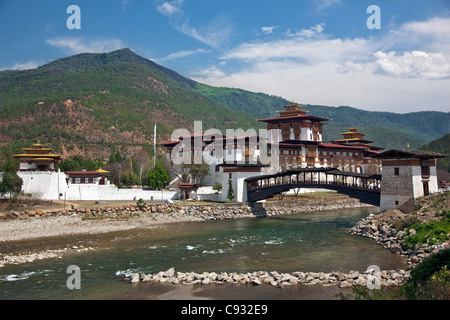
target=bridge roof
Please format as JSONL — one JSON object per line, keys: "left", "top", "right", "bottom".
{"left": 245, "top": 167, "right": 381, "bottom": 182}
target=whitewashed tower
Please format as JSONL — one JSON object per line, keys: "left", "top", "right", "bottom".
{"left": 375, "top": 150, "right": 446, "bottom": 213}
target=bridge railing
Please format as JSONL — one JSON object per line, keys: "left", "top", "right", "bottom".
{"left": 246, "top": 169, "right": 381, "bottom": 194}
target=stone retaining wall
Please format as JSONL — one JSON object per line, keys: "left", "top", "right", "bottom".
{"left": 0, "top": 196, "right": 371, "bottom": 221}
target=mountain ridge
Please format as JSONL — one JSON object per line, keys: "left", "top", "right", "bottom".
{"left": 0, "top": 48, "right": 448, "bottom": 160}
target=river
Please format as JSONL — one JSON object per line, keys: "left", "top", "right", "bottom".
{"left": 0, "top": 206, "right": 407, "bottom": 300}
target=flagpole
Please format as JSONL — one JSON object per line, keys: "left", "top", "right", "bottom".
{"left": 154, "top": 120, "right": 157, "bottom": 168}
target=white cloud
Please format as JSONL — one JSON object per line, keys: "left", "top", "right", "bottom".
{"left": 0, "top": 60, "right": 42, "bottom": 71}
{"left": 193, "top": 18, "right": 450, "bottom": 113}
{"left": 314, "top": 0, "right": 341, "bottom": 11}
{"left": 122, "top": 0, "right": 129, "bottom": 11}
{"left": 179, "top": 18, "right": 233, "bottom": 48}
{"left": 285, "top": 23, "right": 325, "bottom": 38}
{"left": 157, "top": 48, "right": 209, "bottom": 62}
{"left": 261, "top": 26, "right": 278, "bottom": 34}
{"left": 221, "top": 34, "right": 373, "bottom": 64}
{"left": 192, "top": 66, "right": 227, "bottom": 79}
{"left": 46, "top": 37, "right": 126, "bottom": 54}
{"left": 155, "top": 1, "right": 233, "bottom": 48}
{"left": 157, "top": 0, "right": 184, "bottom": 17}
{"left": 374, "top": 50, "right": 450, "bottom": 80}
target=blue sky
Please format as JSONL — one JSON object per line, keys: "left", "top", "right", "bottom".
{"left": 1, "top": 0, "right": 449, "bottom": 114}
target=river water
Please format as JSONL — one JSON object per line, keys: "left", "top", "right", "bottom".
{"left": 0, "top": 207, "right": 407, "bottom": 300}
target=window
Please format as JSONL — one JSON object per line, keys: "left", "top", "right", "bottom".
{"left": 395, "top": 201, "right": 399, "bottom": 205}
{"left": 421, "top": 165, "right": 430, "bottom": 178}
{"left": 394, "top": 168, "right": 400, "bottom": 176}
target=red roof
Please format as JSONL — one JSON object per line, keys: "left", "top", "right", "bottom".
{"left": 319, "top": 143, "right": 368, "bottom": 150}
{"left": 178, "top": 183, "right": 198, "bottom": 188}
{"left": 258, "top": 114, "right": 330, "bottom": 123}
{"left": 160, "top": 133, "right": 225, "bottom": 146}
{"left": 160, "top": 135, "right": 261, "bottom": 147}
{"left": 66, "top": 171, "right": 105, "bottom": 175}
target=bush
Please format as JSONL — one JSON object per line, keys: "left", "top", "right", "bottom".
{"left": 213, "top": 182, "right": 222, "bottom": 192}
{"left": 401, "top": 249, "right": 450, "bottom": 300}
{"left": 409, "top": 249, "right": 450, "bottom": 284}
{"left": 136, "top": 198, "right": 146, "bottom": 210}
{"left": 403, "top": 219, "right": 450, "bottom": 249}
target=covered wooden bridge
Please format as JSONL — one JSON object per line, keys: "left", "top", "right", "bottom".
{"left": 245, "top": 168, "right": 381, "bottom": 205}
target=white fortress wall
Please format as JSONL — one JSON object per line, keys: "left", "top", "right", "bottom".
{"left": 18, "top": 172, "right": 176, "bottom": 201}
{"left": 19, "top": 171, "right": 68, "bottom": 200}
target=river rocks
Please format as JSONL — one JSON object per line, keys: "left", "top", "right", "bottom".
{"left": 128, "top": 267, "right": 410, "bottom": 289}
{"left": 340, "top": 281, "right": 353, "bottom": 288}
{"left": 0, "top": 246, "right": 94, "bottom": 268}
{"left": 349, "top": 209, "right": 450, "bottom": 266}
{"left": 130, "top": 273, "right": 140, "bottom": 283}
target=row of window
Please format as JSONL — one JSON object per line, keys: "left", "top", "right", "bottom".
{"left": 280, "top": 151, "right": 361, "bottom": 156}
{"left": 178, "top": 149, "right": 362, "bottom": 157}
{"left": 71, "top": 177, "right": 99, "bottom": 184}
{"left": 394, "top": 166, "right": 430, "bottom": 178}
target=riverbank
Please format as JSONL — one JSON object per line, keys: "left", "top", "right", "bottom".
{"left": 349, "top": 193, "right": 450, "bottom": 267}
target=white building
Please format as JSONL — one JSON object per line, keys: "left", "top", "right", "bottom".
{"left": 375, "top": 150, "right": 446, "bottom": 212}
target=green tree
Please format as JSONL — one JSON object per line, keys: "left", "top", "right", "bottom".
{"left": 0, "top": 155, "right": 22, "bottom": 199}
{"left": 108, "top": 149, "right": 124, "bottom": 164}
{"left": 121, "top": 170, "right": 140, "bottom": 187}
{"left": 227, "top": 179, "right": 234, "bottom": 202}
{"left": 189, "top": 163, "right": 210, "bottom": 185}
{"left": 147, "top": 165, "right": 170, "bottom": 190}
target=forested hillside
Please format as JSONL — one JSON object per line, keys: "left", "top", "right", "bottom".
{"left": 0, "top": 49, "right": 260, "bottom": 160}
{"left": 420, "top": 134, "right": 450, "bottom": 173}
{"left": 0, "top": 48, "right": 447, "bottom": 161}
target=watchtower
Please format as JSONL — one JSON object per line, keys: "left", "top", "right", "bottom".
{"left": 375, "top": 150, "right": 446, "bottom": 213}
